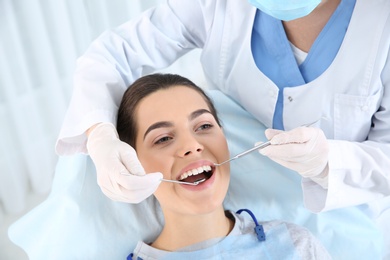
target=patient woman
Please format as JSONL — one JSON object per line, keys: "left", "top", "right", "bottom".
{"left": 117, "top": 73, "right": 330, "bottom": 259}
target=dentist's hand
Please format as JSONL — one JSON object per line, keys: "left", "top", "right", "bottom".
{"left": 87, "top": 123, "right": 163, "bottom": 203}
{"left": 259, "top": 127, "right": 329, "bottom": 188}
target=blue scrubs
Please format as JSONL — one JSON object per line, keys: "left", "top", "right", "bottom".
{"left": 251, "top": 0, "right": 356, "bottom": 129}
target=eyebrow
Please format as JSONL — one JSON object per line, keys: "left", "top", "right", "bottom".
{"left": 143, "top": 109, "right": 212, "bottom": 140}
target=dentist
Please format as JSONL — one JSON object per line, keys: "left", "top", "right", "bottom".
{"left": 57, "top": 0, "right": 390, "bottom": 226}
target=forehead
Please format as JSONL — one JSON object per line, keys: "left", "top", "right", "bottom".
{"left": 135, "top": 86, "right": 210, "bottom": 126}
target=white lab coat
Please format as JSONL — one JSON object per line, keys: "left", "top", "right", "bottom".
{"left": 57, "top": 0, "right": 390, "bottom": 215}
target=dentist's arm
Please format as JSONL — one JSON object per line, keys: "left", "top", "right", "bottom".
{"left": 87, "top": 123, "right": 162, "bottom": 203}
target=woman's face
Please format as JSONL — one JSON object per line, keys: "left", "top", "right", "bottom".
{"left": 135, "top": 86, "right": 230, "bottom": 215}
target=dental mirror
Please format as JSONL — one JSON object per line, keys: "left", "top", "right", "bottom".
{"left": 160, "top": 178, "right": 206, "bottom": 186}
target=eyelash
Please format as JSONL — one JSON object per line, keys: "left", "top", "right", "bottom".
{"left": 153, "top": 123, "right": 214, "bottom": 145}
{"left": 154, "top": 136, "right": 172, "bottom": 145}
{"left": 196, "top": 123, "right": 213, "bottom": 131}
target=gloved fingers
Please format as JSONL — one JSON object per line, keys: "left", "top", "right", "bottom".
{"left": 259, "top": 127, "right": 329, "bottom": 179}
{"left": 115, "top": 172, "right": 163, "bottom": 191}
{"left": 86, "top": 123, "right": 159, "bottom": 203}
{"left": 266, "top": 155, "right": 326, "bottom": 177}
{"left": 267, "top": 126, "right": 315, "bottom": 145}
{"left": 264, "top": 129, "right": 284, "bottom": 140}
{"left": 98, "top": 172, "right": 163, "bottom": 203}
{"left": 117, "top": 148, "right": 145, "bottom": 176}
{"left": 96, "top": 170, "right": 122, "bottom": 197}
{"left": 101, "top": 185, "right": 158, "bottom": 204}
{"left": 260, "top": 142, "right": 313, "bottom": 160}
{"left": 98, "top": 171, "right": 162, "bottom": 193}
{"left": 299, "top": 160, "right": 328, "bottom": 178}
{"left": 260, "top": 127, "right": 326, "bottom": 157}
{"left": 86, "top": 123, "right": 118, "bottom": 153}
{"left": 115, "top": 173, "right": 162, "bottom": 203}
{"left": 254, "top": 140, "right": 299, "bottom": 159}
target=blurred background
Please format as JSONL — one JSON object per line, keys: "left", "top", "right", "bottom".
{"left": 0, "top": 0, "right": 205, "bottom": 258}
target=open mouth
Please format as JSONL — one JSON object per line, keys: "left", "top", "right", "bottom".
{"left": 178, "top": 165, "right": 215, "bottom": 184}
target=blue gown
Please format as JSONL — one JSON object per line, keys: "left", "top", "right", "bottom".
{"left": 128, "top": 210, "right": 330, "bottom": 260}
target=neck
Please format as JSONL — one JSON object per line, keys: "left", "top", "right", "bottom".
{"left": 151, "top": 207, "right": 234, "bottom": 251}
{"left": 282, "top": 0, "right": 341, "bottom": 52}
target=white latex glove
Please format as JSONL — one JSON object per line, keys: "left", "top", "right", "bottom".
{"left": 258, "top": 127, "right": 329, "bottom": 188}
{"left": 87, "top": 123, "right": 163, "bottom": 203}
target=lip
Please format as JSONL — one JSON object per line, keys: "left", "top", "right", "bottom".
{"left": 175, "top": 160, "right": 215, "bottom": 180}
{"left": 175, "top": 160, "right": 217, "bottom": 190}
{"left": 180, "top": 169, "right": 217, "bottom": 191}
{"left": 176, "top": 160, "right": 215, "bottom": 181}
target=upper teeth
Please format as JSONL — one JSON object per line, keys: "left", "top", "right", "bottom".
{"left": 179, "top": 165, "right": 212, "bottom": 180}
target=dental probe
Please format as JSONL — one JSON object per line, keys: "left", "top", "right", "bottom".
{"left": 160, "top": 178, "right": 206, "bottom": 186}
{"left": 213, "top": 141, "right": 271, "bottom": 166}
{"left": 214, "top": 117, "right": 325, "bottom": 167}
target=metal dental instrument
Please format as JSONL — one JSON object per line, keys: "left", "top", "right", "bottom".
{"left": 160, "top": 178, "right": 207, "bottom": 186}
{"left": 213, "top": 141, "right": 271, "bottom": 167}
{"left": 214, "top": 117, "right": 325, "bottom": 167}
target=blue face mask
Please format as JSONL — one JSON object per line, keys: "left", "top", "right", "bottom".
{"left": 247, "top": 0, "right": 322, "bottom": 21}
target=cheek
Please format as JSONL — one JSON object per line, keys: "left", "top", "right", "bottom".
{"left": 216, "top": 136, "right": 230, "bottom": 177}
{"left": 217, "top": 136, "right": 230, "bottom": 159}
{"left": 138, "top": 150, "right": 172, "bottom": 178}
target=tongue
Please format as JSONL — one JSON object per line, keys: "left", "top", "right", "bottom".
{"left": 181, "top": 173, "right": 206, "bottom": 183}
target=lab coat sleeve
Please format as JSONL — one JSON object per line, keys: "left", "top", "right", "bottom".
{"left": 303, "top": 140, "right": 390, "bottom": 213}
{"left": 303, "top": 48, "right": 390, "bottom": 212}
{"left": 55, "top": 0, "right": 216, "bottom": 155}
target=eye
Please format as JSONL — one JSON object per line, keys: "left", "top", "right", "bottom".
{"left": 196, "top": 123, "right": 213, "bottom": 132}
{"left": 154, "top": 136, "right": 172, "bottom": 145}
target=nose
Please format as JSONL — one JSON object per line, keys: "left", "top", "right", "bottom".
{"left": 177, "top": 134, "right": 204, "bottom": 157}
{"left": 183, "top": 147, "right": 203, "bottom": 156}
